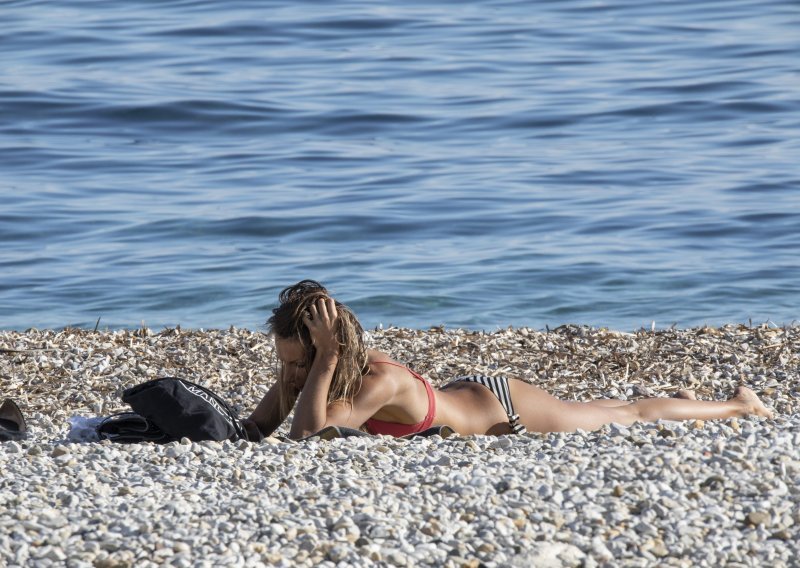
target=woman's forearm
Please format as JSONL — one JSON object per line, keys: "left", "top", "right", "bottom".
{"left": 289, "top": 351, "right": 339, "bottom": 439}
{"left": 247, "top": 381, "right": 288, "bottom": 437}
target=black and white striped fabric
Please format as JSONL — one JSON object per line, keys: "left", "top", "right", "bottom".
{"left": 452, "top": 375, "right": 527, "bottom": 434}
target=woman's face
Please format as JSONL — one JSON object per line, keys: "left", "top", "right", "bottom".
{"left": 275, "top": 337, "right": 309, "bottom": 390}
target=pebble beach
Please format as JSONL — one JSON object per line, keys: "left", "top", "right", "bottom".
{"left": 1, "top": 324, "right": 798, "bottom": 567}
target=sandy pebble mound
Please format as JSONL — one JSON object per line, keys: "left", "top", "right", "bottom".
{"left": 1, "top": 324, "right": 799, "bottom": 566}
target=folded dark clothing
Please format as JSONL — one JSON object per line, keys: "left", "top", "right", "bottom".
{"left": 96, "top": 412, "right": 174, "bottom": 444}
{"left": 0, "top": 398, "right": 27, "bottom": 442}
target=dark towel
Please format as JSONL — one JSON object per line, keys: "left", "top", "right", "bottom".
{"left": 303, "top": 424, "right": 456, "bottom": 441}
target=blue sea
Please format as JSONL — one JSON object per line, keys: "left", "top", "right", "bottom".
{"left": 1, "top": 0, "right": 798, "bottom": 332}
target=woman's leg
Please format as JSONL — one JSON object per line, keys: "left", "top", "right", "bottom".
{"left": 628, "top": 386, "right": 772, "bottom": 422}
{"left": 583, "top": 399, "right": 634, "bottom": 408}
{"left": 584, "top": 389, "right": 696, "bottom": 408}
{"left": 508, "top": 381, "right": 633, "bottom": 432}
{"left": 510, "top": 381, "right": 773, "bottom": 433}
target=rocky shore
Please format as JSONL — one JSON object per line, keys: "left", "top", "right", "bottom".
{"left": 1, "top": 324, "right": 798, "bottom": 566}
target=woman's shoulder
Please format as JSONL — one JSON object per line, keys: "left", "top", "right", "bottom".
{"left": 353, "top": 351, "right": 403, "bottom": 404}
{"left": 366, "top": 349, "right": 398, "bottom": 366}
{"left": 363, "top": 351, "right": 407, "bottom": 387}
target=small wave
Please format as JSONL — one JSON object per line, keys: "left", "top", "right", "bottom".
{"left": 726, "top": 181, "right": 798, "bottom": 194}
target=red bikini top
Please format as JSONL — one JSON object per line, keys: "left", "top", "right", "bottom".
{"left": 363, "top": 361, "right": 436, "bottom": 437}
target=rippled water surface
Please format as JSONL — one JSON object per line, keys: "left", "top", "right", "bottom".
{"left": 2, "top": 0, "right": 799, "bottom": 331}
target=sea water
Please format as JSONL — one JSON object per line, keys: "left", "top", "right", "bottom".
{"left": 1, "top": 0, "right": 798, "bottom": 331}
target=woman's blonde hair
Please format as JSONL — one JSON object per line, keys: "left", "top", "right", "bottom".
{"left": 267, "top": 280, "right": 368, "bottom": 418}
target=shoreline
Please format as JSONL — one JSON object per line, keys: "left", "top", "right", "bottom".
{"left": 1, "top": 325, "right": 798, "bottom": 566}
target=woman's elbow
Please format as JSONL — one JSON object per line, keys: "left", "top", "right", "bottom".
{"left": 288, "top": 422, "right": 318, "bottom": 440}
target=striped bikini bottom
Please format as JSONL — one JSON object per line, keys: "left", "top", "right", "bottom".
{"left": 445, "top": 375, "right": 527, "bottom": 434}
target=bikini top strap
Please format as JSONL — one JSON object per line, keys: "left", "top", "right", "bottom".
{"left": 370, "top": 361, "right": 428, "bottom": 383}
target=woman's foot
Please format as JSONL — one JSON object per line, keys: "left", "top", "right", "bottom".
{"left": 733, "top": 386, "right": 774, "bottom": 419}
{"left": 673, "top": 389, "right": 697, "bottom": 400}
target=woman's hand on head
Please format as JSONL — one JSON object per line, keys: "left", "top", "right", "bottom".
{"left": 302, "top": 297, "right": 340, "bottom": 357}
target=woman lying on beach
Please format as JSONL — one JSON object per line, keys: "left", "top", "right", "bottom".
{"left": 244, "top": 280, "right": 774, "bottom": 440}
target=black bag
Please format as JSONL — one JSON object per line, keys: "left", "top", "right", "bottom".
{"left": 122, "top": 377, "right": 246, "bottom": 442}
